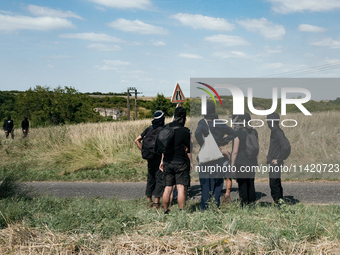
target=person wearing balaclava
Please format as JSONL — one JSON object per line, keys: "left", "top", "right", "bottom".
{"left": 22, "top": 116, "right": 29, "bottom": 138}
{"left": 266, "top": 112, "right": 291, "bottom": 205}
{"left": 3, "top": 115, "right": 14, "bottom": 139}
{"left": 134, "top": 110, "right": 165, "bottom": 209}
{"left": 195, "top": 101, "right": 237, "bottom": 211}
{"left": 160, "top": 106, "right": 192, "bottom": 214}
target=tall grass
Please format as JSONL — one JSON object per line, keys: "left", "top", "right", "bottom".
{"left": 191, "top": 111, "right": 340, "bottom": 179}
{"left": 1, "top": 112, "right": 339, "bottom": 181}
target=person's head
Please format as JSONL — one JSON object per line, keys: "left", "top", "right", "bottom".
{"left": 207, "top": 101, "right": 215, "bottom": 114}
{"left": 230, "top": 113, "right": 251, "bottom": 129}
{"left": 204, "top": 101, "right": 219, "bottom": 119}
{"left": 24, "top": 115, "right": 28, "bottom": 120}
{"left": 7, "top": 116, "right": 11, "bottom": 120}
{"left": 151, "top": 110, "right": 165, "bottom": 128}
{"left": 267, "top": 112, "right": 280, "bottom": 129}
{"left": 174, "top": 106, "right": 186, "bottom": 126}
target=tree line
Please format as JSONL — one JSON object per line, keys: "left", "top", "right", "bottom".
{"left": 0, "top": 86, "right": 190, "bottom": 128}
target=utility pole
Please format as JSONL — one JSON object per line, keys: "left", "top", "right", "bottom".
{"left": 126, "top": 87, "right": 142, "bottom": 121}
{"left": 135, "top": 88, "right": 138, "bottom": 120}
{"left": 127, "top": 88, "right": 130, "bottom": 121}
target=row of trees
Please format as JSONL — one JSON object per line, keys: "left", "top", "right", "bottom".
{"left": 0, "top": 87, "right": 190, "bottom": 128}
{"left": 1, "top": 86, "right": 102, "bottom": 127}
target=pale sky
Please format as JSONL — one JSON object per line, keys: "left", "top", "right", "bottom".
{"left": 1, "top": 0, "right": 340, "bottom": 97}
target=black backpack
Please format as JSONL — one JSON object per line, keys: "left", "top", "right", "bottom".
{"left": 156, "top": 125, "right": 180, "bottom": 154}
{"left": 141, "top": 127, "right": 162, "bottom": 160}
{"left": 241, "top": 128, "right": 259, "bottom": 159}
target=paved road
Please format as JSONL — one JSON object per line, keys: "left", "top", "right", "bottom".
{"left": 26, "top": 181, "right": 340, "bottom": 205}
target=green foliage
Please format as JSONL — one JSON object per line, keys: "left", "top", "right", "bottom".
{"left": 15, "top": 86, "right": 101, "bottom": 127}
{"left": 150, "top": 93, "right": 176, "bottom": 117}
{"left": 0, "top": 91, "right": 16, "bottom": 122}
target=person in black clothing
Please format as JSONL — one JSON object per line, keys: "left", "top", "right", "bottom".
{"left": 134, "top": 110, "right": 165, "bottom": 209}
{"left": 230, "top": 113, "right": 258, "bottom": 207}
{"left": 22, "top": 116, "right": 29, "bottom": 138}
{"left": 3, "top": 116, "right": 14, "bottom": 139}
{"left": 160, "top": 107, "right": 192, "bottom": 213}
{"left": 195, "top": 102, "right": 237, "bottom": 211}
{"left": 266, "top": 112, "right": 291, "bottom": 204}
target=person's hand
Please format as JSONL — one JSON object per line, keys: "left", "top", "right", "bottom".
{"left": 159, "top": 161, "right": 164, "bottom": 172}
{"left": 272, "top": 159, "right": 278, "bottom": 165}
{"left": 190, "top": 162, "right": 193, "bottom": 172}
{"left": 184, "top": 146, "right": 189, "bottom": 153}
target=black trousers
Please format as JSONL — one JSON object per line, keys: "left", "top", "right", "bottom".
{"left": 5, "top": 130, "right": 14, "bottom": 139}
{"left": 235, "top": 164, "right": 256, "bottom": 207}
{"left": 145, "top": 158, "right": 164, "bottom": 198}
{"left": 269, "top": 164, "right": 283, "bottom": 203}
{"left": 237, "top": 178, "right": 256, "bottom": 206}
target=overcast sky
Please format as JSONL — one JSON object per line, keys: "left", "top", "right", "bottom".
{"left": 1, "top": 0, "right": 340, "bottom": 97}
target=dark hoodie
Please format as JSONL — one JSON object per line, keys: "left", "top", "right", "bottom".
{"left": 163, "top": 107, "right": 192, "bottom": 164}
{"left": 266, "top": 112, "right": 291, "bottom": 165}
{"left": 22, "top": 116, "right": 29, "bottom": 131}
{"left": 3, "top": 116, "right": 14, "bottom": 131}
{"left": 195, "top": 101, "right": 237, "bottom": 148}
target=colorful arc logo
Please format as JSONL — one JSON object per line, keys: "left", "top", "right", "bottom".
{"left": 196, "top": 82, "right": 222, "bottom": 106}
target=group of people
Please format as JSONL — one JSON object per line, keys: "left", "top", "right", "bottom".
{"left": 135, "top": 103, "right": 291, "bottom": 214}
{"left": 3, "top": 115, "right": 29, "bottom": 139}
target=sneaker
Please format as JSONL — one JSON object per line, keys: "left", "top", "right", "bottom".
{"left": 164, "top": 209, "right": 170, "bottom": 214}
{"left": 222, "top": 195, "right": 231, "bottom": 203}
{"left": 147, "top": 202, "right": 153, "bottom": 208}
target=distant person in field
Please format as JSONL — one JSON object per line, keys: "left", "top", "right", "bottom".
{"left": 266, "top": 112, "right": 291, "bottom": 205}
{"left": 134, "top": 110, "right": 165, "bottom": 209}
{"left": 22, "top": 116, "right": 29, "bottom": 138}
{"left": 195, "top": 102, "right": 237, "bottom": 211}
{"left": 3, "top": 116, "right": 14, "bottom": 139}
{"left": 230, "top": 113, "right": 258, "bottom": 207}
{"left": 160, "top": 107, "right": 192, "bottom": 214}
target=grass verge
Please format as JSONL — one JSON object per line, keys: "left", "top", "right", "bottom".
{"left": 1, "top": 196, "right": 340, "bottom": 253}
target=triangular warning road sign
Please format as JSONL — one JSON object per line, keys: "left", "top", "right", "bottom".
{"left": 171, "top": 83, "right": 186, "bottom": 103}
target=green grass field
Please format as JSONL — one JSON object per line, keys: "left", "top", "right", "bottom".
{"left": 1, "top": 195, "right": 340, "bottom": 254}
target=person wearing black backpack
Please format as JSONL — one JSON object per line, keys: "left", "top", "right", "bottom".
{"left": 230, "top": 113, "right": 258, "bottom": 207}
{"left": 266, "top": 112, "right": 291, "bottom": 205}
{"left": 159, "top": 107, "right": 192, "bottom": 214}
{"left": 134, "top": 110, "right": 165, "bottom": 209}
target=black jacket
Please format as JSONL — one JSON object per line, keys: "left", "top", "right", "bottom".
{"left": 3, "top": 119, "right": 14, "bottom": 131}
{"left": 234, "top": 127, "right": 258, "bottom": 166}
{"left": 195, "top": 119, "right": 237, "bottom": 148}
{"left": 163, "top": 121, "right": 192, "bottom": 164}
{"left": 267, "top": 124, "right": 291, "bottom": 165}
{"left": 22, "top": 119, "right": 29, "bottom": 130}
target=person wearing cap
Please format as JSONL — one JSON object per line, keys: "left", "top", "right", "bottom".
{"left": 22, "top": 116, "right": 29, "bottom": 138}
{"left": 3, "top": 116, "right": 14, "bottom": 139}
{"left": 160, "top": 106, "right": 192, "bottom": 214}
{"left": 134, "top": 110, "right": 165, "bottom": 209}
{"left": 230, "top": 113, "right": 258, "bottom": 207}
{"left": 195, "top": 102, "right": 237, "bottom": 211}
{"left": 266, "top": 112, "right": 291, "bottom": 205}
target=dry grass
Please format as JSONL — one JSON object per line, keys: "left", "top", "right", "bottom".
{"left": 190, "top": 111, "right": 340, "bottom": 179}
{"left": 1, "top": 222, "right": 339, "bottom": 254}
{"left": 0, "top": 112, "right": 339, "bottom": 179}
